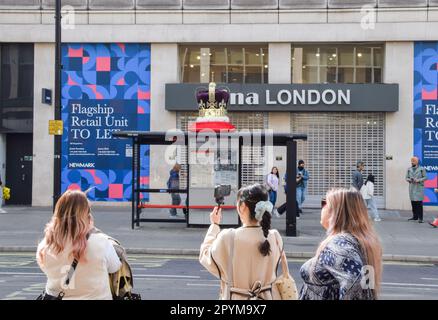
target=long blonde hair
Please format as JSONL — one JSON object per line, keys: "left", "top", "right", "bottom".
{"left": 39, "top": 190, "right": 92, "bottom": 263}
{"left": 316, "top": 188, "right": 382, "bottom": 294}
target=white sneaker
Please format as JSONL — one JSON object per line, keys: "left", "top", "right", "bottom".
{"left": 273, "top": 209, "right": 281, "bottom": 218}
{"left": 374, "top": 218, "right": 382, "bottom": 222}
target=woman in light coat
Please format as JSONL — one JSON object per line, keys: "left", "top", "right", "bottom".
{"left": 406, "top": 157, "right": 427, "bottom": 223}
{"left": 199, "top": 183, "right": 287, "bottom": 300}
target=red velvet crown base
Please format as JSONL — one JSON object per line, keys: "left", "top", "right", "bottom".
{"left": 188, "top": 121, "right": 236, "bottom": 132}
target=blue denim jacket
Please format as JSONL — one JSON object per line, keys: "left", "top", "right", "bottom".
{"left": 167, "top": 169, "right": 180, "bottom": 189}
{"left": 283, "top": 168, "right": 310, "bottom": 193}
{"left": 297, "top": 168, "right": 309, "bottom": 189}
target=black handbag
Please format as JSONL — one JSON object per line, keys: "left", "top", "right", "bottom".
{"left": 36, "top": 257, "right": 79, "bottom": 300}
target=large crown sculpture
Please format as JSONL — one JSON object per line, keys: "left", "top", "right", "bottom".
{"left": 189, "top": 82, "right": 236, "bottom": 132}
{"left": 197, "top": 82, "right": 229, "bottom": 118}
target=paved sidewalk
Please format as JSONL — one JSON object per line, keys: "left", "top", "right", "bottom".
{"left": 0, "top": 206, "right": 437, "bottom": 262}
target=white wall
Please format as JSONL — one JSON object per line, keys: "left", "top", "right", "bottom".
{"left": 267, "top": 43, "right": 292, "bottom": 206}
{"left": 149, "top": 44, "right": 179, "bottom": 205}
{"left": 32, "top": 43, "right": 54, "bottom": 206}
{"left": 384, "top": 42, "right": 413, "bottom": 210}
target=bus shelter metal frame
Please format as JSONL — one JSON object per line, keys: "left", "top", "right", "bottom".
{"left": 113, "top": 131, "right": 307, "bottom": 237}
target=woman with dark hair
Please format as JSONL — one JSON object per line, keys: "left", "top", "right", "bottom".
{"left": 199, "top": 183, "right": 289, "bottom": 300}
{"left": 361, "top": 174, "right": 381, "bottom": 222}
{"left": 266, "top": 167, "right": 280, "bottom": 215}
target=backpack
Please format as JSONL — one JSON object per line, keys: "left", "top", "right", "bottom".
{"left": 92, "top": 229, "right": 141, "bottom": 300}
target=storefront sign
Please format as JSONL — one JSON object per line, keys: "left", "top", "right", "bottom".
{"left": 414, "top": 42, "right": 438, "bottom": 205}
{"left": 165, "top": 83, "right": 399, "bottom": 112}
{"left": 61, "top": 43, "right": 150, "bottom": 202}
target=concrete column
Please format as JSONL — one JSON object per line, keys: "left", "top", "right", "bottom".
{"left": 267, "top": 43, "right": 292, "bottom": 206}
{"left": 384, "top": 42, "right": 413, "bottom": 210}
{"left": 32, "top": 43, "right": 55, "bottom": 206}
{"left": 149, "top": 43, "right": 179, "bottom": 205}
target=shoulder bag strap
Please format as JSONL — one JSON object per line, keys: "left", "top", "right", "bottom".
{"left": 226, "top": 229, "right": 235, "bottom": 300}
{"left": 58, "top": 231, "right": 92, "bottom": 297}
{"left": 274, "top": 232, "right": 289, "bottom": 278}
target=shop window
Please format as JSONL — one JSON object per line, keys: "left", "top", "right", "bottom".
{"left": 291, "top": 43, "right": 384, "bottom": 84}
{"left": 179, "top": 45, "right": 268, "bottom": 84}
{"left": 0, "top": 44, "right": 34, "bottom": 133}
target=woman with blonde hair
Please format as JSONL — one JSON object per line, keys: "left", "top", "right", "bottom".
{"left": 299, "top": 188, "right": 382, "bottom": 300}
{"left": 199, "top": 183, "right": 290, "bottom": 300}
{"left": 37, "top": 190, "right": 121, "bottom": 300}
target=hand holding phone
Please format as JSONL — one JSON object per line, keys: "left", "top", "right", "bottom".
{"left": 210, "top": 206, "right": 222, "bottom": 225}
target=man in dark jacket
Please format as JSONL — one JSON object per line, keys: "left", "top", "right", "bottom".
{"left": 352, "top": 161, "right": 365, "bottom": 191}
{"left": 167, "top": 163, "right": 181, "bottom": 217}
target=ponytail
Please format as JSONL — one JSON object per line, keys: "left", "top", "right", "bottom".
{"left": 237, "top": 183, "right": 273, "bottom": 257}
{"left": 258, "top": 211, "right": 271, "bottom": 256}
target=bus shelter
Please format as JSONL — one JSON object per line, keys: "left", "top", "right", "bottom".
{"left": 113, "top": 130, "right": 307, "bottom": 237}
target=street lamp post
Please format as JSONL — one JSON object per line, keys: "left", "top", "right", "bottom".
{"left": 53, "top": 0, "right": 62, "bottom": 210}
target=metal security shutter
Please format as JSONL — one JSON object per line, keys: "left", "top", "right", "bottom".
{"left": 291, "top": 112, "right": 385, "bottom": 208}
{"left": 176, "top": 112, "right": 268, "bottom": 188}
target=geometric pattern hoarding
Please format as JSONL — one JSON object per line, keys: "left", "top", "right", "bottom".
{"left": 61, "top": 43, "right": 150, "bottom": 201}
{"left": 414, "top": 41, "right": 438, "bottom": 205}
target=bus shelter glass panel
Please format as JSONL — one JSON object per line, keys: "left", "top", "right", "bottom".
{"left": 188, "top": 134, "right": 239, "bottom": 226}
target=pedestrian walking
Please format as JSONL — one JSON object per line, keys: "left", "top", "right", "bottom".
{"left": 352, "top": 161, "right": 365, "bottom": 191}
{"left": 199, "top": 183, "right": 294, "bottom": 300}
{"left": 36, "top": 190, "right": 121, "bottom": 300}
{"left": 361, "top": 174, "right": 381, "bottom": 222}
{"left": 406, "top": 157, "right": 427, "bottom": 223}
{"left": 296, "top": 160, "right": 309, "bottom": 214}
{"left": 299, "top": 188, "right": 382, "bottom": 300}
{"left": 275, "top": 173, "right": 300, "bottom": 219}
{"left": 266, "top": 167, "right": 279, "bottom": 215}
{"left": 167, "top": 163, "right": 182, "bottom": 217}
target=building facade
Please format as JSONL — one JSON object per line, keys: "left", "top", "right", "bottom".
{"left": 1, "top": 0, "right": 437, "bottom": 210}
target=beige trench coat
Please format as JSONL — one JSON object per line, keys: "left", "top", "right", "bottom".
{"left": 199, "top": 224, "right": 284, "bottom": 300}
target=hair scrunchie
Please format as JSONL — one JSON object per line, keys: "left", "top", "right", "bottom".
{"left": 254, "top": 201, "right": 273, "bottom": 221}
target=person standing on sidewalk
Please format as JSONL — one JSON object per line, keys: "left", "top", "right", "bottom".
{"left": 299, "top": 188, "right": 382, "bottom": 300}
{"left": 296, "top": 160, "right": 309, "bottom": 214}
{"left": 199, "top": 184, "right": 292, "bottom": 300}
{"left": 36, "top": 190, "right": 121, "bottom": 300}
{"left": 406, "top": 157, "right": 427, "bottom": 223}
{"left": 352, "top": 161, "right": 365, "bottom": 191}
{"left": 361, "top": 174, "right": 382, "bottom": 222}
{"left": 0, "top": 174, "right": 4, "bottom": 213}
{"left": 266, "top": 167, "right": 280, "bottom": 216}
{"left": 167, "top": 163, "right": 182, "bottom": 217}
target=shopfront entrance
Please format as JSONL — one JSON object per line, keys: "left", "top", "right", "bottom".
{"left": 5, "top": 134, "right": 33, "bottom": 205}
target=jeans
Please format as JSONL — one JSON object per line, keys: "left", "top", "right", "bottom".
{"left": 269, "top": 190, "right": 277, "bottom": 208}
{"left": 296, "top": 187, "right": 306, "bottom": 210}
{"left": 169, "top": 193, "right": 181, "bottom": 216}
{"left": 365, "top": 198, "right": 380, "bottom": 220}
